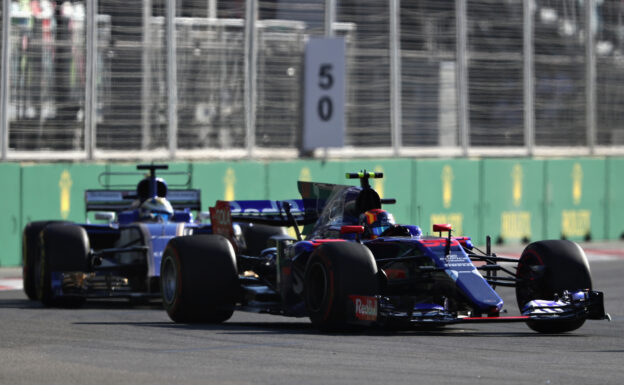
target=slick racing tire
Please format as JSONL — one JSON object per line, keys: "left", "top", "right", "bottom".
{"left": 303, "top": 242, "right": 379, "bottom": 331}
{"left": 22, "top": 221, "right": 68, "bottom": 301}
{"left": 516, "top": 240, "right": 592, "bottom": 333}
{"left": 240, "top": 223, "right": 287, "bottom": 256}
{"left": 37, "top": 224, "right": 89, "bottom": 307}
{"left": 161, "top": 235, "right": 239, "bottom": 323}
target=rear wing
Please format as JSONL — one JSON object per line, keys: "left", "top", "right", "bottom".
{"left": 221, "top": 199, "right": 318, "bottom": 226}
{"left": 85, "top": 189, "right": 201, "bottom": 212}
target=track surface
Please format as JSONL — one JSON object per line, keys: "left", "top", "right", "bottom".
{"left": 1, "top": 257, "right": 623, "bottom": 385}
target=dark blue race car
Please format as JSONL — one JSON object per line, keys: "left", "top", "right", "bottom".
{"left": 160, "top": 171, "right": 609, "bottom": 333}
{"left": 22, "top": 164, "right": 212, "bottom": 306}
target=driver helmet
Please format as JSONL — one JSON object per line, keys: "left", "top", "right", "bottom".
{"left": 139, "top": 197, "right": 174, "bottom": 222}
{"left": 360, "top": 209, "right": 395, "bottom": 239}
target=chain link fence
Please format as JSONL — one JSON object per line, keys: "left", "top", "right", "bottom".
{"left": 1, "top": 0, "right": 624, "bottom": 160}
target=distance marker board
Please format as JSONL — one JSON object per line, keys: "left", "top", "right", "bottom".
{"left": 303, "top": 37, "right": 346, "bottom": 151}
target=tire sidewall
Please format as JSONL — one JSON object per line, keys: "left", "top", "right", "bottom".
{"left": 22, "top": 221, "right": 68, "bottom": 301}
{"left": 516, "top": 240, "right": 592, "bottom": 306}
{"left": 161, "top": 244, "right": 184, "bottom": 317}
{"left": 304, "top": 251, "right": 336, "bottom": 325}
{"left": 161, "top": 234, "right": 239, "bottom": 323}
{"left": 304, "top": 242, "right": 379, "bottom": 329}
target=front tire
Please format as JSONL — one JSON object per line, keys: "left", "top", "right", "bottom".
{"left": 304, "top": 242, "right": 379, "bottom": 331}
{"left": 516, "top": 240, "right": 592, "bottom": 333}
{"left": 37, "top": 224, "right": 89, "bottom": 307}
{"left": 22, "top": 221, "right": 67, "bottom": 300}
{"left": 161, "top": 235, "right": 239, "bottom": 323}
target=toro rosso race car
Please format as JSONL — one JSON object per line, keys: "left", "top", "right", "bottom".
{"left": 21, "top": 164, "right": 281, "bottom": 307}
{"left": 160, "top": 171, "right": 609, "bottom": 333}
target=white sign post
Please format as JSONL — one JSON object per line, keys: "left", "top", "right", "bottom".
{"left": 302, "top": 37, "right": 345, "bottom": 151}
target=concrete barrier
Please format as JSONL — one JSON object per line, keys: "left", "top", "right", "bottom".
{"left": 1, "top": 157, "right": 621, "bottom": 267}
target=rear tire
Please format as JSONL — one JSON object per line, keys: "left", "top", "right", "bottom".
{"left": 22, "top": 221, "right": 67, "bottom": 301}
{"left": 516, "top": 240, "right": 592, "bottom": 333}
{"left": 161, "top": 235, "right": 239, "bottom": 323}
{"left": 304, "top": 242, "right": 379, "bottom": 331}
{"left": 37, "top": 224, "right": 89, "bottom": 307}
{"left": 240, "top": 224, "right": 286, "bottom": 256}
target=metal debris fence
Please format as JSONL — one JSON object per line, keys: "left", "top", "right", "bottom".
{"left": 1, "top": 0, "right": 624, "bottom": 160}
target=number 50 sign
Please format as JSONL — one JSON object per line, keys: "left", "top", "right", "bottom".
{"left": 303, "top": 37, "right": 345, "bottom": 151}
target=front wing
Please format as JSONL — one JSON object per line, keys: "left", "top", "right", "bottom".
{"left": 49, "top": 271, "right": 160, "bottom": 300}
{"left": 347, "top": 290, "right": 609, "bottom": 327}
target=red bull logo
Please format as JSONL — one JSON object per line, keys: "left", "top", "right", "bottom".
{"left": 350, "top": 295, "right": 378, "bottom": 321}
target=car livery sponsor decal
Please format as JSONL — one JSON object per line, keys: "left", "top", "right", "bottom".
{"left": 444, "top": 253, "right": 473, "bottom": 268}
{"left": 228, "top": 199, "right": 305, "bottom": 216}
{"left": 349, "top": 295, "right": 378, "bottom": 321}
{"left": 420, "top": 239, "right": 460, "bottom": 248}
{"left": 210, "top": 201, "right": 235, "bottom": 239}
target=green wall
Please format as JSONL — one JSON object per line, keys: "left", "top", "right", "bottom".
{"left": 413, "top": 159, "right": 481, "bottom": 240}
{"left": 22, "top": 164, "right": 107, "bottom": 224}
{"left": 1, "top": 157, "right": 622, "bottom": 267}
{"left": 266, "top": 160, "right": 344, "bottom": 200}
{"left": 192, "top": 162, "right": 268, "bottom": 205}
{"left": 607, "top": 158, "right": 624, "bottom": 239}
{"left": 482, "top": 159, "right": 545, "bottom": 244}
{"left": 544, "top": 159, "right": 606, "bottom": 241}
{"left": 0, "top": 164, "right": 21, "bottom": 266}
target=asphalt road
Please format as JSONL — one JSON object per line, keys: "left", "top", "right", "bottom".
{"left": 0, "top": 257, "right": 623, "bottom": 385}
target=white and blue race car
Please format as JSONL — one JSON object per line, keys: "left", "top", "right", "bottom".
{"left": 22, "top": 164, "right": 283, "bottom": 307}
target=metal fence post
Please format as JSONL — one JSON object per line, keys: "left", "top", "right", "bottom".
{"left": 208, "top": 0, "right": 217, "bottom": 19}
{"left": 85, "top": 0, "right": 98, "bottom": 160}
{"left": 586, "top": 0, "right": 596, "bottom": 154}
{"left": 142, "top": 0, "right": 152, "bottom": 151}
{"left": 325, "top": 0, "right": 335, "bottom": 37}
{"left": 1, "top": 0, "right": 10, "bottom": 160}
{"left": 455, "top": 0, "right": 469, "bottom": 156}
{"left": 167, "top": 0, "right": 178, "bottom": 158}
{"left": 390, "top": 0, "right": 402, "bottom": 156}
{"left": 523, "top": 0, "right": 535, "bottom": 156}
{"left": 245, "top": 0, "right": 258, "bottom": 158}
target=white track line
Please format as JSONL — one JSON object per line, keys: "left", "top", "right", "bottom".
{"left": 0, "top": 278, "right": 22, "bottom": 291}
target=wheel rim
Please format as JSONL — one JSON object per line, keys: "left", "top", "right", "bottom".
{"left": 306, "top": 262, "right": 329, "bottom": 313}
{"left": 161, "top": 256, "right": 178, "bottom": 305}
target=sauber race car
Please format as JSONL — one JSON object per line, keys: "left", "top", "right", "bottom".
{"left": 160, "top": 171, "right": 609, "bottom": 333}
{"left": 22, "top": 164, "right": 283, "bottom": 307}
{"left": 21, "top": 164, "right": 205, "bottom": 306}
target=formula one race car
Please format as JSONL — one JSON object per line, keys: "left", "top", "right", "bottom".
{"left": 160, "top": 171, "right": 609, "bottom": 333}
{"left": 21, "top": 164, "right": 204, "bottom": 306}
{"left": 22, "top": 164, "right": 284, "bottom": 307}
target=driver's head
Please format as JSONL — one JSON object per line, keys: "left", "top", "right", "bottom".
{"left": 360, "top": 209, "right": 395, "bottom": 239}
{"left": 139, "top": 197, "right": 174, "bottom": 222}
